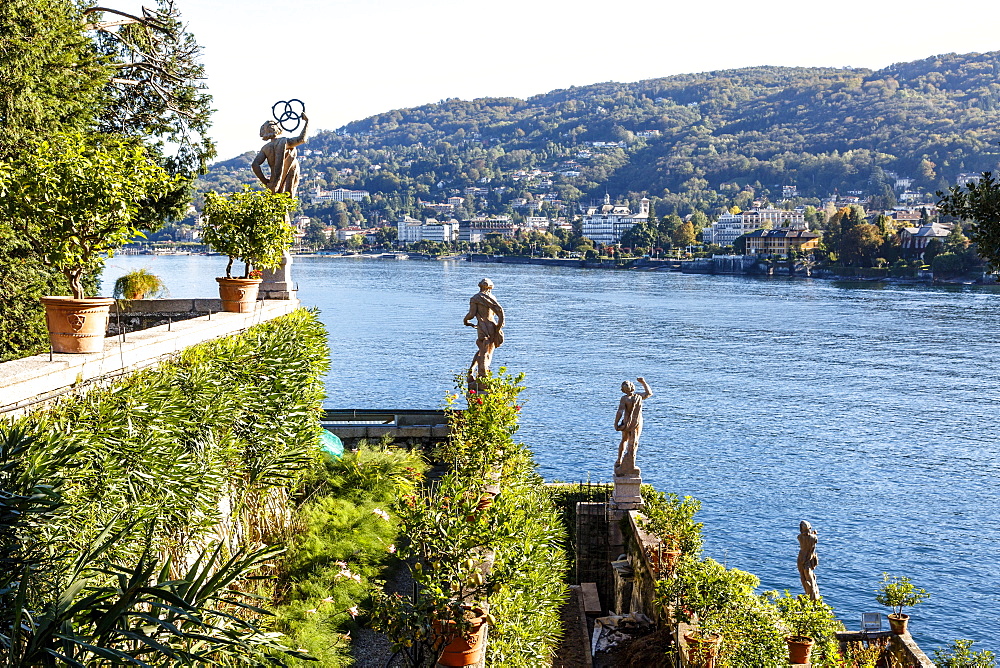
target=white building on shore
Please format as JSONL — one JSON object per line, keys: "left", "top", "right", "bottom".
{"left": 310, "top": 187, "right": 370, "bottom": 204}
{"left": 397, "top": 215, "right": 458, "bottom": 244}
{"left": 701, "top": 208, "right": 807, "bottom": 246}
{"left": 581, "top": 195, "right": 650, "bottom": 245}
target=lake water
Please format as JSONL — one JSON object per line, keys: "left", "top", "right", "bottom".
{"left": 103, "top": 254, "right": 1000, "bottom": 655}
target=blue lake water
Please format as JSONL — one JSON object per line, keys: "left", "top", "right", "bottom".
{"left": 103, "top": 254, "right": 1000, "bottom": 655}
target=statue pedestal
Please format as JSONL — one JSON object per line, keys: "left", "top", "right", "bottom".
{"left": 611, "top": 470, "right": 643, "bottom": 510}
{"left": 260, "top": 251, "right": 296, "bottom": 300}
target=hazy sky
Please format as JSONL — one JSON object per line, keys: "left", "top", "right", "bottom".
{"left": 117, "top": 0, "right": 1000, "bottom": 161}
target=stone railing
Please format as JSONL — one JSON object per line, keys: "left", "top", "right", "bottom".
{"left": 617, "top": 511, "right": 935, "bottom": 667}
{"left": 0, "top": 299, "right": 300, "bottom": 417}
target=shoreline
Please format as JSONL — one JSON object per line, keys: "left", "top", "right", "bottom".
{"left": 292, "top": 251, "right": 995, "bottom": 288}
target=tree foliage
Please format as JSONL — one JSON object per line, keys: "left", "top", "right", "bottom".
{"left": 0, "top": 131, "right": 174, "bottom": 299}
{"left": 0, "top": 0, "right": 111, "bottom": 161}
{"left": 202, "top": 187, "right": 297, "bottom": 278}
{"left": 938, "top": 171, "right": 1000, "bottom": 269}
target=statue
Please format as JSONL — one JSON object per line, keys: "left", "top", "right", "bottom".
{"left": 249, "top": 109, "right": 308, "bottom": 299}
{"left": 614, "top": 377, "right": 653, "bottom": 475}
{"left": 797, "top": 521, "right": 820, "bottom": 600}
{"left": 251, "top": 113, "right": 309, "bottom": 196}
{"left": 463, "top": 278, "right": 505, "bottom": 385}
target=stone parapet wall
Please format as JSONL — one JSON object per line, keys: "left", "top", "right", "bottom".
{"left": 0, "top": 300, "right": 300, "bottom": 416}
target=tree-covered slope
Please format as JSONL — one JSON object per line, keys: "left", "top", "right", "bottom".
{"left": 198, "top": 51, "right": 1000, "bottom": 222}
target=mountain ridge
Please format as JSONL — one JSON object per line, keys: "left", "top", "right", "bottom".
{"left": 197, "top": 50, "right": 1000, "bottom": 225}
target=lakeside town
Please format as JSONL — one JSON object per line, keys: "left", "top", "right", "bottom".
{"left": 145, "top": 173, "right": 985, "bottom": 283}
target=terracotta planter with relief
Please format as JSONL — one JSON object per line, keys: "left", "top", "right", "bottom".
{"left": 683, "top": 631, "right": 721, "bottom": 668}
{"left": 786, "top": 635, "right": 814, "bottom": 664}
{"left": 40, "top": 296, "right": 114, "bottom": 353}
{"left": 888, "top": 612, "right": 909, "bottom": 634}
{"left": 216, "top": 277, "right": 262, "bottom": 313}
{"left": 434, "top": 607, "right": 488, "bottom": 667}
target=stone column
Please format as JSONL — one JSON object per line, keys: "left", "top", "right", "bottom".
{"left": 611, "top": 470, "right": 643, "bottom": 511}
{"left": 259, "top": 251, "right": 296, "bottom": 300}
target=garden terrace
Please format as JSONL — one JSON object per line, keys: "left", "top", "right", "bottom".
{"left": 0, "top": 298, "right": 298, "bottom": 417}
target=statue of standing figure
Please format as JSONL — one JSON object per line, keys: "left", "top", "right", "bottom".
{"left": 463, "top": 278, "right": 505, "bottom": 386}
{"left": 249, "top": 112, "right": 309, "bottom": 298}
{"left": 797, "top": 520, "right": 820, "bottom": 600}
{"left": 251, "top": 114, "right": 309, "bottom": 196}
{"left": 614, "top": 377, "right": 653, "bottom": 475}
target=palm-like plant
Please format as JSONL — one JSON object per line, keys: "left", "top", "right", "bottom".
{"left": 0, "top": 427, "right": 312, "bottom": 666}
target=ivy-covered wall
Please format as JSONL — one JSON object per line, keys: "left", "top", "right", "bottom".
{"left": 12, "top": 307, "right": 330, "bottom": 564}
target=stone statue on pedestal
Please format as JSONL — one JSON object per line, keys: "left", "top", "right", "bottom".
{"left": 611, "top": 377, "right": 652, "bottom": 509}
{"left": 250, "top": 113, "right": 309, "bottom": 299}
{"left": 614, "top": 377, "right": 652, "bottom": 475}
{"left": 463, "top": 278, "right": 504, "bottom": 386}
{"left": 797, "top": 520, "right": 820, "bottom": 600}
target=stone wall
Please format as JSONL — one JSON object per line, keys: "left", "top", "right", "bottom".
{"left": 0, "top": 299, "right": 300, "bottom": 417}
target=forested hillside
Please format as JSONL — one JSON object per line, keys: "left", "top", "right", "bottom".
{"left": 197, "top": 51, "right": 1000, "bottom": 226}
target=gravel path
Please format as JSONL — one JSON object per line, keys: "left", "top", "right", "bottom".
{"left": 350, "top": 561, "right": 414, "bottom": 668}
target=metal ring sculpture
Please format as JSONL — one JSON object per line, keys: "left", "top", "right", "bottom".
{"left": 271, "top": 99, "right": 305, "bottom": 133}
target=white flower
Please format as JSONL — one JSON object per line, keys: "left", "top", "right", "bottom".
{"left": 372, "top": 508, "right": 390, "bottom": 521}
{"left": 347, "top": 606, "right": 360, "bottom": 618}
{"left": 387, "top": 544, "right": 397, "bottom": 554}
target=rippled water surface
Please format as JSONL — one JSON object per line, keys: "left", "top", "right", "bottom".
{"left": 104, "top": 255, "right": 1000, "bottom": 654}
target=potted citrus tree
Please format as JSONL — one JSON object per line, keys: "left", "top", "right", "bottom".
{"left": 772, "top": 591, "right": 839, "bottom": 664}
{"left": 876, "top": 573, "right": 929, "bottom": 635}
{"left": 0, "top": 131, "right": 172, "bottom": 353}
{"left": 657, "top": 557, "right": 758, "bottom": 667}
{"left": 201, "top": 186, "right": 296, "bottom": 312}
{"left": 370, "top": 472, "right": 496, "bottom": 667}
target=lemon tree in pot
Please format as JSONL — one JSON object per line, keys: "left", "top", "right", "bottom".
{"left": 201, "top": 187, "right": 296, "bottom": 312}
{"left": 370, "top": 472, "right": 496, "bottom": 667}
{"left": 876, "top": 573, "right": 929, "bottom": 635}
{"left": 772, "top": 591, "right": 840, "bottom": 664}
{"left": 0, "top": 132, "right": 172, "bottom": 353}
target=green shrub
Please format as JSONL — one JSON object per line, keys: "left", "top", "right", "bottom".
{"left": 642, "top": 488, "right": 703, "bottom": 557}
{"left": 274, "top": 444, "right": 427, "bottom": 667}
{"left": 933, "top": 639, "right": 998, "bottom": 668}
{"left": 12, "top": 308, "right": 329, "bottom": 567}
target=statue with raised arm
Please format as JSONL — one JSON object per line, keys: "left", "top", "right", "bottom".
{"left": 463, "top": 278, "right": 505, "bottom": 386}
{"left": 614, "top": 377, "right": 653, "bottom": 475}
{"left": 251, "top": 113, "right": 309, "bottom": 196}
{"left": 797, "top": 521, "right": 820, "bottom": 600}
{"left": 249, "top": 112, "right": 308, "bottom": 299}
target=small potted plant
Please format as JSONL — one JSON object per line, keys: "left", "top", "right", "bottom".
{"left": 875, "top": 573, "right": 929, "bottom": 635}
{"left": 657, "top": 557, "right": 757, "bottom": 667}
{"left": 112, "top": 268, "right": 168, "bottom": 302}
{"left": 370, "top": 473, "right": 496, "bottom": 667}
{"left": 772, "top": 591, "right": 839, "bottom": 664}
{"left": 201, "top": 186, "right": 296, "bottom": 312}
{"left": 0, "top": 131, "right": 173, "bottom": 353}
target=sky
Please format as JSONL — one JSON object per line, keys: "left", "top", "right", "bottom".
{"left": 116, "top": 0, "right": 1000, "bottom": 161}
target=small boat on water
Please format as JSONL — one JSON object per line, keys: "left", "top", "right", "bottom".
{"left": 379, "top": 252, "right": 409, "bottom": 260}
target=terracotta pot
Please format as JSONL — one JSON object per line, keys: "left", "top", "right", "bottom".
{"left": 786, "top": 635, "right": 814, "bottom": 664}
{"left": 887, "top": 612, "right": 909, "bottom": 634}
{"left": 216, "top": 277, "right": 262, "bottom": 313}
{"left": 683, "top": 631, "right": 721, "bottom": 668}
{"left": 435, "top": 608, "right": 488, "bottom": 666}
{"left": 647, "top": 547, "right": 681, "bottom": 576}
{"left": 40, "top": 297, "right": 114, "bottom": 354}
